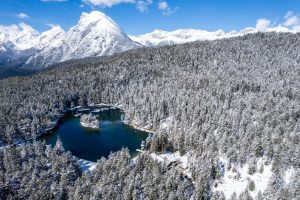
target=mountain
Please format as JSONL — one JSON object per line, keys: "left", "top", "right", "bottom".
{"left": 130, "top": 29, "right": 228, "bottom": 46}
{"left": 0, "top": 23, "right": 40, "bottom": 51}
{"left": 25, "top": 11, "right": 140, "bottom": 70}
{"left": 0, "top": 23, "right": 39, "bottom": 63}
{"left": 129, "top": 27, "right": 296, "bottom": 46}
{"left": 0, "top": 11, "right": 140, "bottom": 75}
{"left": 129, "top": 29, "right": 250, "bottom": 46}
{"left": 0, "top": 39, "right": 37, "bottom": 79}
{"left": 0, "top": 41, "right": 19, "bottom": 60}
{"left": 0, "top": 23, "right": 63, "bottom": 77}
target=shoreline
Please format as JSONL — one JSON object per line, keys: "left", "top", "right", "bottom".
{"left": 125, "top": 121, "right": 156, "bottom": 134}
{"left": 36, "top": 103, "right": 156, "bottom": 139}
{"left": 2, "top": 103, "right": 156, "bottom": 163}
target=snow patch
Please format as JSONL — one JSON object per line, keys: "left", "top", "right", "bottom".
{"left": 212, "top": 157, "right": 273, "bottom": 199}
{"left": 79, "top": 159, "right": 96, "bottom": 171}
{"left": 151, "top": 151, "right": 191, "bottom": 178}
{"left": 284, "top": 167, "right": 294, "bottom": 185}
{"left": 160, "top": 116, "right": 173, "bottom": 131}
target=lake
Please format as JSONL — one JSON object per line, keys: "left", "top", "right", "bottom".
{"left": 40, "top": 106, "right": 149, "bottom": 162}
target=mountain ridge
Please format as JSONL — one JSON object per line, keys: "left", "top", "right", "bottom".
{"left": 129, "top": 26, "right": 298, "bottom": 46}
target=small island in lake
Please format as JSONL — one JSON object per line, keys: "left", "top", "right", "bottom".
{"left": 80, "top": 114, "right": 99, "bottom": 129}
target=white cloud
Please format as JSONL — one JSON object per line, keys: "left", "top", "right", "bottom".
{"left": 284, "top": 11, "right": 300, "bottom": 27}
{"left": 256, "top": 18, "right": 271, "bottom": 30}
{"left": 136, "top": 0, "right": 152, "bottom": 13}
{"left": 46, "top": 23, "right": 60, "bottom": 28}
{"left": 83, "top": 0, "right": 153, "bottom": 12}
{"left": 83, "top": 0, "right": 178, "bottom": 14}
{"left": 17, "top": 13, "right": 29, "bottom": 19}
{"left": 158, "top": 1, "right": 178, "bottom": 16}
{"left": 158, "top": 1, "right": 167, "bottom": 10}
{"left": 83, "top": 0, "right": 135, "bottom": 7}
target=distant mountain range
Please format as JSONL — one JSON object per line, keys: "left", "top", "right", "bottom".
{"left": 0, "top": 11, "right": 298, "bottom": 78}
{"left": 129, "top": 26, "right": 297, "bottom": 47}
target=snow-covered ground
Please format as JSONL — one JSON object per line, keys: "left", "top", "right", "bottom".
{"left": 79, "top": 159, "right": 96, "bottom": 171}
{"left": 159, "top": 116, "right": 173, "bottom": 132}
{"left": 77, "top": 108, "right": 90, "bottom": 112}
{"left": 74, "top": 113, "right": 82, "bottom": 117}
{"left": 151, "top": 151, "right": 191, "bottom": 178}
{"left": 211, "top": 157, "right": 271, "bottom": 198}
{"left": 284, "top": 167, "right": 295, "bottom": 185}
{"left": 96, "top": 103, "right": 123, "bottom": 109}
{"left": 91, "top": 109, "right": 102, "bottom": 113}
{"left": 211, "top": 157, "right": 295, "bottom": 199}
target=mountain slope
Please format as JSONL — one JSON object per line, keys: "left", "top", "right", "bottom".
{"left": 25, "top": 11, "right": 140, "bottom": 70}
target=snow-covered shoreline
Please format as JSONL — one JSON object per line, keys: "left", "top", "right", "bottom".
{"left": 38, "top": 104, "right": 112, "bottom": 137}
{"left": 125, "top": 121, "right": 156, "bottom": 134}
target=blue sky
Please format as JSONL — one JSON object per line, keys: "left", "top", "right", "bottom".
{"left": 0, "top": 0, "right": 299, "bottom": 35}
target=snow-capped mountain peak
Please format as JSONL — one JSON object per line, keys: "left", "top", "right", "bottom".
{"left": 25, "top": 11, "right": 139, "bottom": 70}
{"left": 77, "top": 11, "right": 123, "bottom": 34}
{"left": 38, "top": 25, "right": 65, "bottom": 49}
{"left": 0, "top": 23, "right": 40, "bottom": 50}
{"left": 40, "top": 25, "right": 64, "bottom": 39}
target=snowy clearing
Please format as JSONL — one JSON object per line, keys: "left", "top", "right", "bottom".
{"left": 151, "top": 151, "right": 191, "bottom": 178}
{"left": 212, "top": 157, "right": 272, "bottom": 199}
{"left": 211, "top": 157, "right": 295, "bottom": 199}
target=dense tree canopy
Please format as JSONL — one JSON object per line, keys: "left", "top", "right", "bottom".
{"left": 0, "top": 32, "right": 299, "bottom": 199}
